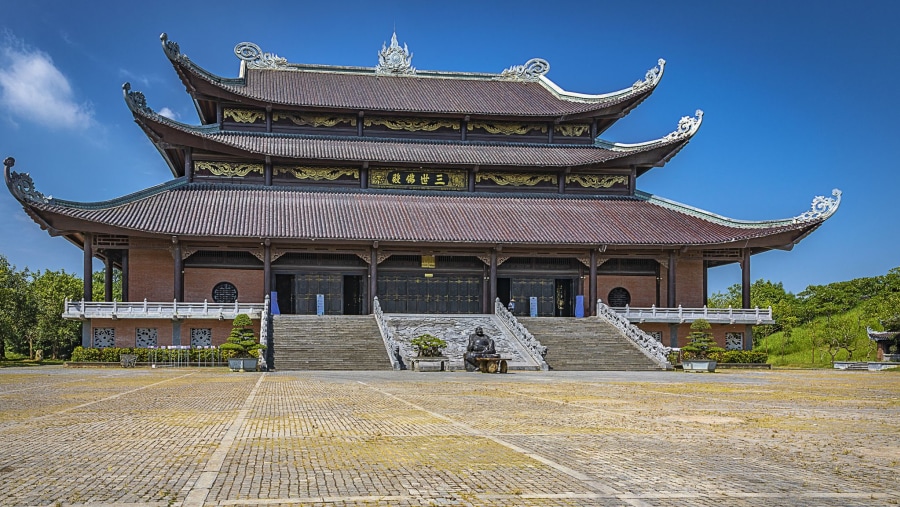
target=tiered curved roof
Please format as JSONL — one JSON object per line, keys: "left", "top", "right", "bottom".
{"left": 5, "top": 158, "right": 842, "bottom": 254}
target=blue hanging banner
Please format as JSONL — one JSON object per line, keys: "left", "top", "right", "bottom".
{"left": 575, "top": 295, "right": 585, "bottom": 318}
{"left": 270, "top": 291, "right": 281, "bottom": 315}
{"left": 316, "top": 294, "right": 325, "bottom": 315}
{"left": 529, "top": 297, "right": 538, "bottom": 317}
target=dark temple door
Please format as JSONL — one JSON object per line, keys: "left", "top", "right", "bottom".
{"left": 555, "top": 278, "right": 573, "bottom": 317}
{"left": 343, "top": 275, "right": 363, "bottom": 315}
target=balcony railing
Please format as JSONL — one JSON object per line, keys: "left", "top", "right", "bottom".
{"left": 63, "top": 299, "right": 266, "bottom": 320}
{"left": 607, "top": 304, "right": 774, "bottom": 325}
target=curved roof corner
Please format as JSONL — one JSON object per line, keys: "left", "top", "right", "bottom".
{"left": 538, "top": 58, "right": 665, "bottom": 103}
{"left": 4, "top": 157, "right": 51, "bottom": 205}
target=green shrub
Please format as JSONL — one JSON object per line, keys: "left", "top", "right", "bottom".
{"left": 681, "top": 319, "right": 725, "bottom": 360}
{"left": 223, "top": 314, "right": 265, "bottom": 358}
{"left": 410, "top": 333, "right": 447, "bottom": 357}
{"left": 709, "top": 350, "right": 769, "bottom": 363}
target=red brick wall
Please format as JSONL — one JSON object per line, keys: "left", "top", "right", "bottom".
{"left": 675, "top": 258, "right": 705, "bottom": 307}
{"left": 129, "top": 249, "right": 174, "bottom": 302}
{"left": 634, "top": 322, "right": 747, "bottom": 348}
{"left": 184, "top": 267, "right": 265, "bottom": 303}
{"left": 89, "top": 318, "right": 261, "bottom": 347}
{"left": 597, "top": 275, "right": 659, "bottom": 307}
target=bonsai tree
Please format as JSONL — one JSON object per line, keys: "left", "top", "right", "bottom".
{"left": 220, "top": 314, "right": 266, "bottom": 358}
{"left": 410, "top": 333, "right": 447, "bottom": 357}
{"left": 681, "top": 319, "right": 725, "bottom": 360}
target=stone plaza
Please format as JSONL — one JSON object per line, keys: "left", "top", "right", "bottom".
{"left": 0, "top": 367, "right": 896, "bottom": 506}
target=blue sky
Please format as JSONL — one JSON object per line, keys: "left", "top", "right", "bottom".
{"left": 1, "top": 1, "right": 897, "bottom": 296}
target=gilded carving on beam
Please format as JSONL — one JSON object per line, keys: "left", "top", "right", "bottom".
{"left": 497, "top": 256, "right": 510, "bottom": 266}
{"left": 272, "top": 112, "right": 357, "bottom": 128}
{"left": 566, "top": 174, "right": 628, "bottom": 189}
{"left": 469, "top": 122, "right": 547, "bottom": 135}
{"left": 249, "top": 249, "right": 266, "bottom": 263}
{"left": 271, "top": 248, "right": 287, "bottom": 262}
{"left": 476, "top": 172, "right": 557, "bottom": 186}
{"left": 363, "top": 117, "right": 459, "bottom": 132}
{"left": 355, "top": 252, "right": 372, "bottom": 265}
{"left": 377, "top": 252, "right": 392, "bottom": 264}
{"left": 195, "top": 162, "right": 264, "bottom": 178}
{"left": 223, "top": 109, "right": 266, "bottom": 124}
{"left": 275, "top": 167, "right": 359, "bottom": 181}
{"left": 554, "top": 124, "right": 591, "bottom": 137}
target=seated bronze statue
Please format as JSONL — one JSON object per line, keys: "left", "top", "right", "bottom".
{"left": 464, "top": 326, "right": 500, "bottom": 372}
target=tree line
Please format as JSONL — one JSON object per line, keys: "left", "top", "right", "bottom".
{"left": 0, "top": 255, "right": 120, "bottom": 360}
{"left": 709, "top": 268, "right": 900, "bottom": 362}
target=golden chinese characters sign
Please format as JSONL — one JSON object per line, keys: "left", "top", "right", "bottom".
{"left": 369, "top": 169, "right": 467, "bottom": 190}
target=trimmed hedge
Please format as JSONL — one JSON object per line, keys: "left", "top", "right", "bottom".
{"left": 70, "top": 346, "right": 260, "bottom": 363}
{"left": 708, "top": 350, "right": 769, "bottom": 364}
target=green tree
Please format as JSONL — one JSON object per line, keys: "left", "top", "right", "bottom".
{"left": 220, "top": 314, "right": 264, "bottom": 358}
{"left": 708, "top": 279, "right": 799, "bottom": 342}
{"left": 29, "top": 269, "right": 83, "bottom": 359}
{"left": 91, "top": 268, "right": 123, "bottom": 302}
{"left": 0, "top": 256, "right": 36, "bottom": 358}
{"left": 681, "top": 319, "right": 724, "bottom": 360}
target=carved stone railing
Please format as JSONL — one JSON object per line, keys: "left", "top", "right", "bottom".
{"left": 373, "top": 297, "right": 402, "bottom": 370}
{"left": 62, "top": 299, "right": 266, "bottom": 320}
{"left": 595, "top": 299, "right": 672, "bottom": 370}
{"left": 258, "top": 294, "right": 270, "bottom": 371}
{"left": 611, "top": 304, "right": 774, "bottom": 325}
{"left": 494, "top": 298, "right": 549, "bottom": 370}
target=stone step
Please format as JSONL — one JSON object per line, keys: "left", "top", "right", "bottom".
{"left": 272, "top": 315, "right": 392, "bottom": 371}
{"left": 518, "top": 317, "right": 661, "bottom": 371}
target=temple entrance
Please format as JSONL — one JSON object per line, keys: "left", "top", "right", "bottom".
{"left": 377, "top": 274, "right": 482, "bottom": 313}
{"left": 555, "top": 279, "right": 573, "bottom": 317}
{"left": 498, "top": 257, "right": 581, "bottom": 317}
{"left": 274, "top": 272, "right": 367, "bottom": 315}
{"left": 343, "top": 275, "right": 364, "bottom": 315}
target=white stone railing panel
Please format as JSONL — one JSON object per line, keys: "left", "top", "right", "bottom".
{"left": 373, "top": 297, "right": 402, "bottom": 370}
{"left": 494, "top": 299, "right": 549, "bottom": 370}
{"left": 611, "top": 305, "right": 774, "bottom": 325}
{"left": 63, "top": 299, "right": 266, "bottom": 320}
{"left": 596, "top": 299, "right": 672, "bottom": 369}
{"left": 258, "top": 295, "right": 270, "bottom": 371}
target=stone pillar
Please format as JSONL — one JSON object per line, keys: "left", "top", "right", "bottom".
{"left": 369, "top": 246, "right": 378, "bottom": 314}
{"left": 589, "top": 249, "right": 598, "bottom": 316}
{"left": 121, "top": 249, "right": 129, "bottom": 302}
{"left": 82, "top": 320, "right": 91, "bottom": 348}
{"left": 669, "top": 323, "right": 679, "bottom": 348}
{"left": 263, "top": 240, "right": 271, "bottom": 297}
{"left": 104, "top": 254, "right": 113, "bottom": 302}
{"left": 744, "top": 324, "right": 754, "bottom": 351}
{"left": 83, "top": 233, "right": 93, "bottom": 302}
{"left": 667, "top": 250, "right": 676, "bottom": 308}
{"left": 173, "top": 237, "right": 183, "bottom": 302}
{"left": 489, "top": 250, "right": 498, "bottom": 313}
{"left": 741, "top": 248, "right": 751, "bottom": 309}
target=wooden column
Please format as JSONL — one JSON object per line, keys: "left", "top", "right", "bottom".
{"left": 358, "top": 112, "right": 364, "bottom": 137}
{"left": 741, "top": 248, "right": 751, "bottom": 309}
{"left": 368, "top": 245, "right": 378, "bottom": 314}
{"left": 702, "top": 259, "right": 709, "bottom": 307}
{"left": 184, "top": 148, "right": 193, "bottom": 183}
{"left": 121, "top": 249, "right": 129, "bottom": 302}
{"left": 489, "top": 249, "right": 498, "bottom": 313}
{"left": 265, "top": 106, "right": 272, "bottom": 133}
{"left": 461, "top": 116, "right": 469, "bottom": 141}
{"left": 173, "top": 237, "right": 183, "bottom": 302}
{"left": 264, "top": 157, "right": 272, "bottom": 186}
{"left": 83, "top": 233, "right": 93, "bottom": 302}
{"left": 667, "top": 250, "right": 677, "bottom": 308}
{"left": 589, "top": 249, "right": 598, "bottom": 316}
{"left": 263, "top": 240, "right": 271, "bottom": 298}
{"left": 104, "top": 254, "right": 113, "bottom": 302}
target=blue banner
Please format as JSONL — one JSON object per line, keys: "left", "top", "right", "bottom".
{"left": 316, "top": 294, "right": 325, "bottom": 315}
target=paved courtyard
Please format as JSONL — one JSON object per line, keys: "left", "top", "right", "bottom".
{"left": 0, "top": 367, "right": 897, "bottom": 506}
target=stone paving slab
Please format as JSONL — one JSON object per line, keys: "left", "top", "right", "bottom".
{"left": 0, "top": 367, "right": 896, "bottom": 506}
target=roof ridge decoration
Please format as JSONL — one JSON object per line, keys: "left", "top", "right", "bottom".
{"left": 234, "top": 41, "right": 288, "bottom": 69}
{"left": 3, "top": 158, "right": 50, "bottom": 204}
{"left": 664, "top": 110, "right": 704, "bottom": 141}
{"left": 500, "top": 58, "right": 550, "bottom": 82}
{"left": 376, "top": 32, "right": 415, "bottom": 75}
{"left": 122, "top": 83, "right": 153, "bottom": 116}
{"left": 633, "top": 59, "right": 666, "bottom": 90}
{"left": 792, "top": 189, "right": 842, "bottom": 223}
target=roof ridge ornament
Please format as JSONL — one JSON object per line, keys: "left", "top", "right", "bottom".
{"left": 160, "top": 33, "right": 182, "bottom": 60}
{"left": 376, "top": 31, "right": 415, "bottom": 75}
{"left": 4, "top": 158, "right": 50, "bottom": 204}
{"left": 500, "top": 58, "right": 550, "bottom": 82}
{"left": 234, "top": 42, "right": 288, "bottom": 69}
{"left": 793, "top": 189, "right": 842, "bottom": 223}
{"left": 664, "top": 110, "right": 704, "bottom": 141}
{"left": 122, "top": 83, "right": 154, "bottom": 116}
{"left": 633, "top": 58, "right": 666, "bottom": 90}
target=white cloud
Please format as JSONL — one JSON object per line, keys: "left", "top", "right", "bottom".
{"left": 0, "top": 36, "right": 94, "bottom": 129}
{"left": 157, "top": 107, "right": 178, "bottom": 120}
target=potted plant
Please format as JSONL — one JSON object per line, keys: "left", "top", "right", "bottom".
{"left": 408, "top": 333, "right": 448, "bottom": 371}
{"left": 680, "top": 319, "right": 724, "bottom": 372}
{"left": 220, "top": 314, "right": 266, "bottom": 371}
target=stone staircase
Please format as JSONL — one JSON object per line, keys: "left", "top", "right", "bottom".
{"left": 272, "top": 315, "right": 392, "bottom": 370}
{"left": 517, "top": 317, "right": 662, "bottom": 370}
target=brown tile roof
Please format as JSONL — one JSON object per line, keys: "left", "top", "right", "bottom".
{"left": 165, "top": 46, "right": 658, "bottom": 118}
{"left": 30, "top": 182, "right": 818, "bottom": 247}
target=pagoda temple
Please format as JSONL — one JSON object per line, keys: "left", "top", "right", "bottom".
{"left": 4, "top": 33, "right": 841, "bottom": 365}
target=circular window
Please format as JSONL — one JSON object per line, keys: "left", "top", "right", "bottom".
{"left": 212, "top": 282, "right": 238, "bottom": 303}
{"left": 607, "top": 287, "right": 631, "bottom": 307}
